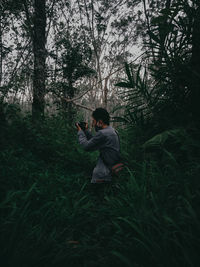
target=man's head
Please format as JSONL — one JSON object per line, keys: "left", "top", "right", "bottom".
{"left": 92, "top": 108, "right": 110, "bottom": 130}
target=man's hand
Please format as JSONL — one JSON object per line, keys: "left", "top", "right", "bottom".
{"left": 85, "top": 122, "right": 89, "bottom": 130}
{"left": 75, "top": 123, "right": 81, "bottom": 131}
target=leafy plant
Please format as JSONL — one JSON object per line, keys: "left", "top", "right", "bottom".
{"left": 145, "top": 0, "right": 198, "bottom": 122}
{"left": 114, "top": 62, "right": 153, "bottom": 126}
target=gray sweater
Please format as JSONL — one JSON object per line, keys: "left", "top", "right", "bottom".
{"left": 77, "top": 126, "right": 120, "bottom": 183}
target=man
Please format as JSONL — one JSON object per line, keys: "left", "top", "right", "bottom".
{"left": 76, "top": 108, "right": 121, "bottom": 186}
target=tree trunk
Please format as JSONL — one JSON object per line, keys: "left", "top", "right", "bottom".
{"left": 190, "top": 4, "right": 200, "bottom": 122}
{"left": 0, "top": 13, "right": 4, "bottom": 123}
{"left": 103, "top": 77, "right": 108, "bottom": 109}
{"left": 32, "top": 0, "right": 46, "bottom": 120}
{"left": 0, "top": 15, "right": 3, "bottom": 88}
{"left": 67, "top": 79, "right": 75, "bottom": 124}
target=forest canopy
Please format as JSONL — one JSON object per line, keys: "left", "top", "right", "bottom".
{"left": 0, "top": 0, "right": 199, "bottom": 124}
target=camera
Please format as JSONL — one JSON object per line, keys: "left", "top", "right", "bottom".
{"left": 75, "top": 121, "right": 87, "bottom": 131}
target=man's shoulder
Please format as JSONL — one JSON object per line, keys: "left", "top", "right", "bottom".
{"left": 101, "top": 126, "right": 116, "bottom": 135}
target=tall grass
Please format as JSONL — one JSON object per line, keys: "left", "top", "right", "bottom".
{"left": 0, "top": 115, "right": 200, "bottom": 267}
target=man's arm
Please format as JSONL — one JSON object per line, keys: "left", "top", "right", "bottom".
{"left": 84, "top": 130, "right": 93, "bottom": 140}
{"left": 78, "top": 130, "right": 104, "bottom": 151}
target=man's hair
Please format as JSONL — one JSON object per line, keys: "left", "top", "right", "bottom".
{"left": 92, "top": 108, "right": 110, "bottom": 125}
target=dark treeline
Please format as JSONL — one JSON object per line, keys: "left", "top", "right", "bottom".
{"left": 0, "top": 1, "right": 200, "bottom": 266}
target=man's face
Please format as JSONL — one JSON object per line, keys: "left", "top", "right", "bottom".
{"left": 92, "top": 117, "right": 103, "bottom": 128}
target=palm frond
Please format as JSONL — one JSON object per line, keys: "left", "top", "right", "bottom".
{"left": 115, "top": 63, "right": 153, "bottom": 125}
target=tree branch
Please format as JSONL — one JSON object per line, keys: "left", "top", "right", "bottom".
{"left": 72, "top": 101, "right": 95, "bottom": 111}
{"left": 63, "top": 87, "right": 93, "bottom": 103}
{"left": 61, "top": 51, "right": 146, "bottom": 104}
{"left": 23, "top": 0, "right": 34, "bottom": 40}
{"left": 46, "top": 0, "right": 57, "bottom": 39}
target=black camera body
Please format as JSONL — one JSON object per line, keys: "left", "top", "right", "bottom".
{"left": 76, "top": 121, "right": 87, "bottom": 131}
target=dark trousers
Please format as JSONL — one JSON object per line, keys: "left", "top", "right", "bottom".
{"left": 88, "top": 182, "right": 117, "bottom": 202}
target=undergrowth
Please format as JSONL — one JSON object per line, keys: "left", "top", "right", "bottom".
{"left": 0, "top": 115, "right": 200, "bottom": 267}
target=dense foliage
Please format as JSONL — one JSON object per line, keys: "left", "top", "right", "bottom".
{"left": 0, "top": 112, "right": 200, "bottom": 267}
